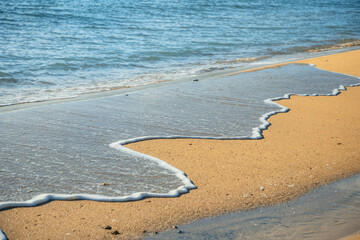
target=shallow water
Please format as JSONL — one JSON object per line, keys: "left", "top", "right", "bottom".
{"left": 1, "top": 0, "right": 359, "bottom": 106}
{"left": 146, "top": 174, "right": 360, "bottom": 240}
{"left": 0, "top": 64, "right": 359, "bottom": 205}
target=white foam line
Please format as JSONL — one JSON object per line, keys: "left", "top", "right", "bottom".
{"left": 0, "top": 65, "right": 359, "bottom": 240}
{"left": 0, "top": 230, "right": 7, "bottom": 240}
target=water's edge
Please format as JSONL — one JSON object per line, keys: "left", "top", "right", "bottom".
{"left": 0, "top": 64, "right": 359, "bottom": 240}
{"left": 145, "top": 173, "right": 360, "bottom": 240}
{"left": 1, "top": 46, "right": 359, "bottom": 114}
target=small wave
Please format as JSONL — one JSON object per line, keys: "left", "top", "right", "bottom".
{"left": 215, "top": 56, "right": 270, "bottom": 65}
{"left": 198, "top": 56, "right": 271, "bottom": 74}
{"left": 0, "top": 77, "right": 18, "bottom": 85}
{"left": 46, "top": 62, "right": 81, "bottom": 71}
{"left": 0, "top": 71, "right": 12, "bottom": 77}
{"left": 129, "top": 49, "right": 213, "bottom": 63}
{"left": 307, "top": 40, "right": 360, "bottom": 53}
{"left": 268, "top": 39, "right": 360, "bottom": 55}
{"left": 39, "top": 81, "right": 56, "bottom": 86}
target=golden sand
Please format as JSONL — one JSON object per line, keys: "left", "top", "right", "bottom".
{"left": 0, "top": 49, "right": 359, "bottom": 239}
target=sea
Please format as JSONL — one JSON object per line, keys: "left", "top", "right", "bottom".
{"left": 0, "top": 0, "right": 359, "bottom": 106}
{"left": 0, "top": 0, "right": 360, "bottom": 239}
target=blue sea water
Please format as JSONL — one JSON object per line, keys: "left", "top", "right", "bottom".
{"left": 0, "top": 0, "right": 359, "bottom": 106}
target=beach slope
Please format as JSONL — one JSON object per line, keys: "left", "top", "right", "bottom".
{"left": 0, "top": 49, "right": 359, "bottom": 240}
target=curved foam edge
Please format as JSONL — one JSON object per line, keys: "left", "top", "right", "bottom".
{"left": 0, "top": 65, "right": 359, "bottom": 240}
{"left": 0, "top": 230, "right": 7, "bottom": 240}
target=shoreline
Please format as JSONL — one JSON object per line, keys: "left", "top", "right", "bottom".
{"left": 1, "top": 46, "right": 359, "bottom": 114}
{"left": 0, "top": 50, "right": 359, "bottom": 239}
{"left": 145, "top": 173, "right": 360, "bottom": 239}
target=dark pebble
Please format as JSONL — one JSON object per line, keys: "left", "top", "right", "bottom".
{"left": 111, "top": 230, "right": 120, "bottom": 235}
{"left": 104, "top": 225, "right": 112, "bottom": 230}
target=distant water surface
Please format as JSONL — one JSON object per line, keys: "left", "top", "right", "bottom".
{"left": 0, "top": 0, "right": 359, "bottom": 105}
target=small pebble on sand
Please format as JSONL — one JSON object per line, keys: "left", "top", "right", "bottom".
{"left": 111, "top": 230, "right": 120, "bottom": 235}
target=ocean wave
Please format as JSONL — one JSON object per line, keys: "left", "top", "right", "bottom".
{"left": 215, "top": 56, "right": 270, "bottom": 65}
{"left": 0, "top": 77, "right": 18, "bottom": 85}
{"left": 268, "top": 39, "right": 360, "bottom": 55}
{"left": 307, "top": 40, "right": 360, "bottom": 52}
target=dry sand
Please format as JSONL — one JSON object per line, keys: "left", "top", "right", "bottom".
{"left": 0, "top": 49, "right": 359, "bottom": 240}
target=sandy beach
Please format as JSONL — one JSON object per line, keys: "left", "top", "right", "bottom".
{"left": 0, "top": 49, "right": 359, "bottom": 239}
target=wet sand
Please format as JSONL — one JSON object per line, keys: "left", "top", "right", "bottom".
{"left": 342, "top": 232, "right": 360, "bottom": 240}
{"left": 0, "top": 49, "right": 359, "bottom": 239}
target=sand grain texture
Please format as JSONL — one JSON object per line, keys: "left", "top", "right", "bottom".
{"left": 0, "top": 49, "right": 359, "bottom": 240}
